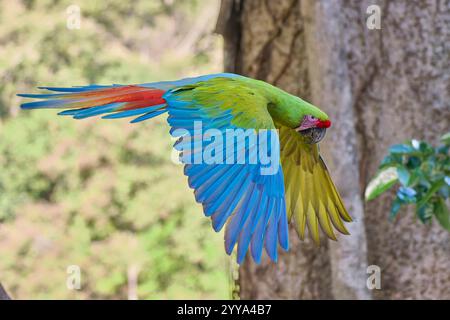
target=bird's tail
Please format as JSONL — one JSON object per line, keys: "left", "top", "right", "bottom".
{"left": 18, "top": 84, "right": 168, "bottom": 123}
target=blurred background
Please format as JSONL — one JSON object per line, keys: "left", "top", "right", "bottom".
{"left": 0, "top": 0, "right": 229, "bottom": 299}
{"left": 0, "top": 0, "right": 449, "bottom": 300}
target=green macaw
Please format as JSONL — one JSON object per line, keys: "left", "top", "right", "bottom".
{"left": 19, "top": 73, "right": 352, "bottom": 264}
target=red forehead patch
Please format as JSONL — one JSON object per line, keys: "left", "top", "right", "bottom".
{"left": 317, "top": 119, "right": 331, "bottom": 128}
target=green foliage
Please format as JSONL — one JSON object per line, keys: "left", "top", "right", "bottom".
{"left": 0, "top": 0, "right": 228, "bottom": 299}
{"left": 365, "top": 133, "right": 450, "bottom": 231}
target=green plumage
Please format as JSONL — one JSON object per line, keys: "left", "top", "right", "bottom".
{"left": 172, "top": 76, "right": 329, "bottom": 130}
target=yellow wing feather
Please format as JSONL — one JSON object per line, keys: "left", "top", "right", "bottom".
{"left": 279, "top": 126, "right": 352, "bottom": 245}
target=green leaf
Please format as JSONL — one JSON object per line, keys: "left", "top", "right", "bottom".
{"left": 418, "top": 176, "right": 432, "bottom": 189}
{"left": 365, "top": 167, "right": 398, "bottom": 201}
{"left": 416, "top": 203, "right": 433, "bottom": 224}
{"left": 397, "top": 186, "right": 417, "bottom": 203}
{"left": 418, "top": 141, "right": 434, "bottom": 154}
{"left": 407, "top": 169, "right": 421, "bottom": 186}
{"left": 434, "top": 198, "right": 450, "bottom": 231}
{"left": 380, "top": 154, "right": 401, "bottom": 168}
{"left": 439, "top": 185, "right": 449, "bottom": 199}
{"left": 396, "top": 166, "right": 411, "bottom": 186}
{"left": 417, "top": 179, "right": 446, "bottom": 208}
{"left": 389, "top": 198, "right": 403, "bottom": 220}
{"left": 440, "top": 132, "right": 450, "bottom": 145}
{"left": 436, "top": 145, "right": 449, "bottom": 155}
{"left": 407, "top": 156, "right": 421, "bottom": 169}
{"left": 389, "top": 144, "right": 415, "bottom": 154}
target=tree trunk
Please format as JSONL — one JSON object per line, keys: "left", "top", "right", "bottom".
{"left": 0, "top": 283, "right": 11, "bottom": 300}
{"left": 217, "top": 0, "right": 450, "bottom": 299}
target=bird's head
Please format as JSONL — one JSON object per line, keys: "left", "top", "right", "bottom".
{"left": 295, "top": 114, "right": 331, "bottom": 144}
{"left": 266, "top": 93, "right": 331, "bottom": 144}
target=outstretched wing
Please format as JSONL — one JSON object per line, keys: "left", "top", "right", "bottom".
{"left": 18, "top": 73, "right": 287, "bottom": 264}
{"left": 164, "top": 77, "right": 288, "bottom": 264}
{"left": 279, "top": 126, "right": 352, "bottom": 244}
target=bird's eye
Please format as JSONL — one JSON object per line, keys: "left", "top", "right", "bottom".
{"left": 309, "top": 116, "right": 317, "bottom": 121}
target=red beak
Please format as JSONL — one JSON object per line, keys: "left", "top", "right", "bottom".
{"left": 316, "top": 119, "right": 331, "bottom": 128}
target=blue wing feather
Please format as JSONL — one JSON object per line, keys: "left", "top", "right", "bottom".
{"left": 130, "top": 109, "right": 167, "bottom": 123}
{"left": 237, "top": 191, "right": 266, "bottom": 264}
{"left": 102, "top": 104, "right": 165, "bottom": 119}
{"left": 210, "top": 171, "right": 252, "bottom": 231}
{"left": 224, "top": 183, "right": 258, "bottom": 254}
{"left": 278, "top": 201, "right": 289, "bottom": 251}
{"left": 250, "top": 196, "right": 272, "bottom": 263}
{"left": 163, "top": 86, "right": 289, "bottom": 264}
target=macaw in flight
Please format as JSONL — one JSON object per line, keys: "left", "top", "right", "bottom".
{"left": 19, "top": 73, "right": 352, "bottom": 264}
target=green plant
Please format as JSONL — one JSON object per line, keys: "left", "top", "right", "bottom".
{"left": 365, "top": 132, "right": 450, "bottom": 231}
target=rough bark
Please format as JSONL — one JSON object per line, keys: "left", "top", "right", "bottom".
{"left": 218, "top": 0, "right": 450, "bottom": 299}
{"left": 342, "top": 0, "right": 450, "bottom": 300}
{"left": 300, "top": 1, "right": 371, "bottom": 300}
